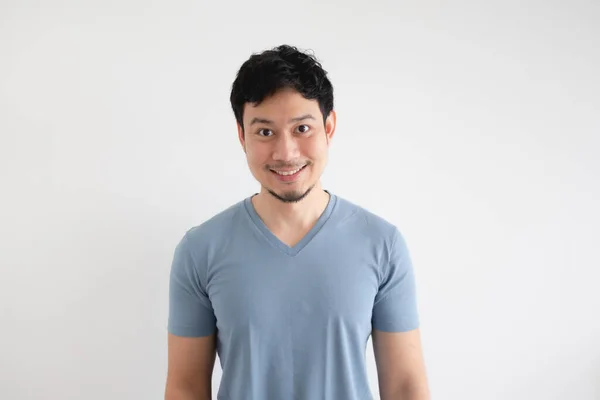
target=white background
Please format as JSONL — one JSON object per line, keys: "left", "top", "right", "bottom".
{"left": 1, "top": 1, "right": 599, "bottom": 399}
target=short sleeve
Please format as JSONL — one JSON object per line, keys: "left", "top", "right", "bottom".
{"left": 168, "top": 232, "right": 216, "bottom": 337}
{"left": 372, "top": 228, "right": 420, "bottom": 332}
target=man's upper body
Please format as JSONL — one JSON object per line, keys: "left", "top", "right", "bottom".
{"left": 165, "top": 44, "right": 429, "bottom": 400}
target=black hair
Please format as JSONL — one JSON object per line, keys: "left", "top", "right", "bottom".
{"left": 230, "top": 44, "right": 334, "bottom": 131}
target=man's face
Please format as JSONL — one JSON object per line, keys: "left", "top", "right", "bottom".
{"left": 238, "top": 88, "right": 336, "bottom": 203}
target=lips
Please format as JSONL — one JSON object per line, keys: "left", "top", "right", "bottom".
{"left": 271, "top": 165, "right": 304, "bottom": 176}
{"left": 269, "top": 164, "right": 307, "bottom": 182}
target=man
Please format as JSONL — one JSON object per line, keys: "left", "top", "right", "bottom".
{"left": 165, "top": 44, "right": 429, "bottom": 400}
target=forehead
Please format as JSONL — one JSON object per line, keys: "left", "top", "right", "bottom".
{"left": 243, "top": 89, "right": 321, "bottom": 126}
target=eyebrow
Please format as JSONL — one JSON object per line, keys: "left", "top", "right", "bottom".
{"left": 249, "top": 114, "right": 316, "bottom": 126}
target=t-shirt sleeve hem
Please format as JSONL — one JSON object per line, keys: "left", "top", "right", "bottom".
{"left": 167, "top": 325, "right": 216, "bottom": 338}
{"left": 372, "top": 317, "right": 420, "bottom": 333}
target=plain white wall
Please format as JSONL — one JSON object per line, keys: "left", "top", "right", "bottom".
{"left": 1, "top": 1, "right": 599, "bottom": 399}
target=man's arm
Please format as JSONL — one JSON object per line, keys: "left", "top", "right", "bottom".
{"left": 165, "top": 332, "right": 217, "bottom": 400}
{"left": 166, "top": 231, "right": 218, "bottom": 399}
{"left": 372, "top": 328, "right": 430, "bottom": 400}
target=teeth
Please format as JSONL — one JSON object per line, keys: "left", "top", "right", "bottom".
{"left": 274, "top": 166, "right": 303, "bottom": 176}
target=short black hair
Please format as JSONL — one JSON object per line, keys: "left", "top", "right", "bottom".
{"left": 230, "top": 44, "right": 334, "bottom": 131}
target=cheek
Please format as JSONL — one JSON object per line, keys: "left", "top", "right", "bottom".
{"left": 306, "top": 140, "right": 328, "bottom": 161}
{"left": 246, "top": 146, "right": 268, "bottom": 168}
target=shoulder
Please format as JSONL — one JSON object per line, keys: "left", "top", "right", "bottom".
{"left": 331, "top": 195, "right": 411, "bottom": 277}
{"left": 333, "top": 195, "right": 401, "bottom": 243}
{"left": 177, "top": 198, "right": 247, "bottom": 259}
{"left": 186, "top": 199, "right": 245, "bottom": 239}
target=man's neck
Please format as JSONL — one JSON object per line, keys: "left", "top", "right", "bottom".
{"left": 251, "top": 185, "right": 330, "bottom": 234}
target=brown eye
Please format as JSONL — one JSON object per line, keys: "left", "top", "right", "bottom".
{"left": 258, "top": 129, "right": 273, "bottom": 137}
{"left": 296, "top": 125, "right": 310, "bottom": 134}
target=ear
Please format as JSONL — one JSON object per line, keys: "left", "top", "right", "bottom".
{"left": 237, "top": 122, "right": 246, "bottom": 153}
{"left": 324, "top": 110, "right": 336, "bottom": 145}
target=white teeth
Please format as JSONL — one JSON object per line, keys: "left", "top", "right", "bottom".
{"left": 274, "top": 166, "right": 303, "bottom": 176}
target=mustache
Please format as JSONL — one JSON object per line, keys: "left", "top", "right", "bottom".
{"left": 266, "top": 161, "right": 310, "bottom": 170}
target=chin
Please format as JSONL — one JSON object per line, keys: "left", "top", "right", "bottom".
{"left": 266, "top": 185, "right": 315, "bottom": 203}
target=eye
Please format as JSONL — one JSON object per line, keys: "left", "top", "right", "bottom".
{"left": 257, "top": 128, "right": 274, "bottom": 137}
{"left": 295, "top": 124, "right": 310, "bottom": 134}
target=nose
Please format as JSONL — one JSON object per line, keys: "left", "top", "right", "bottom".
{"left": 272, "top": 134, "right": 299, "bottom": 161}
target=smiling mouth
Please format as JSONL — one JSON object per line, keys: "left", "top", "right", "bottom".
{"left": 269, "top": 164, "right": 307, "bottom": 180}
{"left": 270, "top": 165, "right": 306, "bottom": 175}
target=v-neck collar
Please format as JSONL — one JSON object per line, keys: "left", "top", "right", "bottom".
{"left": 243, "top": 191, "right": 337, "bottom": 257}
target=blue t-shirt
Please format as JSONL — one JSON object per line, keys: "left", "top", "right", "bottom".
{"left": 168, "top": 192, "right": 419, "bottom": 400}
